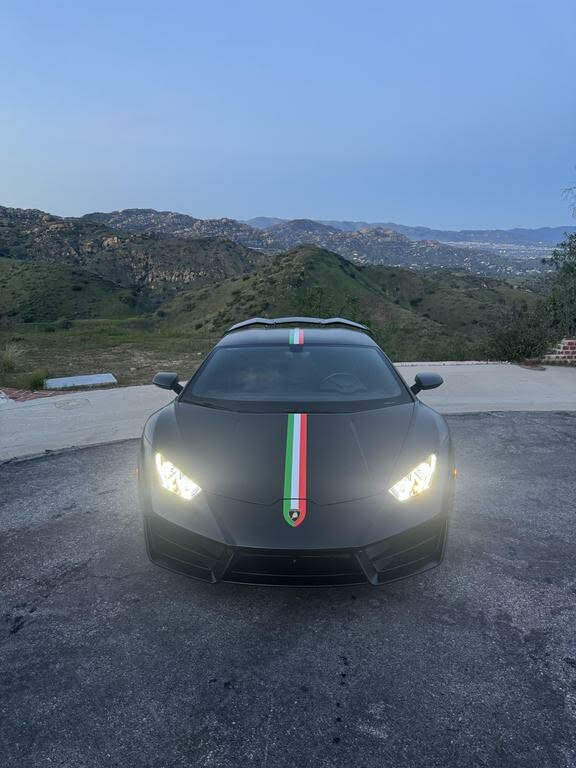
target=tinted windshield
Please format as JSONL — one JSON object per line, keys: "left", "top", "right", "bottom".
{"left": 182, "top": 344, "right": 412, "bottom": 412}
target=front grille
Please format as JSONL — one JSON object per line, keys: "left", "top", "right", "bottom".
{"left": 146, "top": 513, "right": 448, "bottom": 587}
{"left": 225, "top": 549, "right": 366, "bottom": 586}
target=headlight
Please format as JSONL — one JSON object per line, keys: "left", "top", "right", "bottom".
{"left": 155, "top": 452, "right": 201, "bottom": 500}
{"left": 389, "top": 454, "right": 437, "bottom": 502}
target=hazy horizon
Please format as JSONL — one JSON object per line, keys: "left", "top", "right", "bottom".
{"left": 2, "top": 0, "right": 575, "bottom": 229}
{"left": 3, "top": 202, "right": 575, "bottom": 232}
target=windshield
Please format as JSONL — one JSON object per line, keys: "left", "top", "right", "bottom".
{"left": 181, "top": 344, "right": 412, "bottom": 412}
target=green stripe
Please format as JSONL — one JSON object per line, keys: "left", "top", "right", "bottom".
{"left": 283, "top": 414, "right": 295, "bottom": 525}
{"left": 289, "top": 329, "right": 295, "bottom": 344}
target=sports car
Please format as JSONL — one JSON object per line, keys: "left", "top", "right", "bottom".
{"left": 139, "top": 317, "right": 455, "bottom": 586}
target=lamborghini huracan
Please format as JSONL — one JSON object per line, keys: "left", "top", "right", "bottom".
{"left": 139, "top": 317, "right": 455, "bottom": 586}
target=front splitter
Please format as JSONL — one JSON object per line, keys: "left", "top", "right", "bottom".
{"left": 144, "top": 512, "right": 449, "bottom": 586}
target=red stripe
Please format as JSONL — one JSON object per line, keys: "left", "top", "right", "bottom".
{"left": 299, "top": 329, "right": 304, "bottom": 344}
{"left": 298, "top": 414, "right": 307, "bottom": 514}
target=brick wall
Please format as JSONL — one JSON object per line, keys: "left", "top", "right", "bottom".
{"left": 541, "top": 338, "right": 576, "bottom": 365}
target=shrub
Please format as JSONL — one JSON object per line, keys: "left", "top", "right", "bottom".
{"left": 487, "top": 303, "right": 552, "bottom": 361}
{"left": 546, "top": 234, "right": 576, "bottom": 337}
{"left": 28, "top": 370, "right": 49, "bottom": 390}
{"left": 0, "top": 343, "right": 24, "bottom": 373}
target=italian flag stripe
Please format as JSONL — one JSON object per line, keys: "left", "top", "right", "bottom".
{"left": 289, "top": 328, "right": 304, "bottom": 345}
{"left": 283, "top": 413, "right": 308, "bottom": 526}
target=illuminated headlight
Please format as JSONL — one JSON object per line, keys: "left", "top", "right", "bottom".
{"left": 155, "top": 452, "right": 201, "bottom": 500}
{"left": 389, "top": 454, "right": 437, "bottom": 502}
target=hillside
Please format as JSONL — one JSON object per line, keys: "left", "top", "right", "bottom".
{"left": 259, "top": 219, "right": 501, "bottom": 271}
{"left": 0, "top": 243, "right": 543, "bottom": 387}
{"left": 82, "top": 208, "right": 264, "bottom": 248}
{"left": 84, "top": 208, "right": 509, "bottom": 277}
{"left": 160, "top": 246, "right": 450, "bottom": 361}
{"left": 362, "top": 266, "right": 537, "bottom": 337}
{"left": 311, "top": 226, "right": 500, "bottom": 272}
{"left": 0, "top": 257, "right": 140, "bottom": 324}
{"left": 160, "top": 246, "right": 538, "bottom": 360}
{"left": 0, "top": 206, "right": 267, "bottom": 297}
{"left": 259, "top": 218, "right": 344, "bottom": 248}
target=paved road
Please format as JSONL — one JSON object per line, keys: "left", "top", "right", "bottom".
{"left": 1, "top": 412, "right": 576, "bottom": 768}
{"left": 2, "top": 363, "right": 576, "bottom": 461}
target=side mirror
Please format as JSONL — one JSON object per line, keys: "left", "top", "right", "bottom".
{"left": 411, "top": 372, "right": 443, "bottom": 395}
{"left": 153, "top": 371, "right": 183, "bottom": 394}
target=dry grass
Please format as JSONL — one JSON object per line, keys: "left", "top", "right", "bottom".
{"left": 0, "top": 343, "right": 24, "bottom": 373}
{"left": 0, "top": 339, "right": 205, "bottom": 388}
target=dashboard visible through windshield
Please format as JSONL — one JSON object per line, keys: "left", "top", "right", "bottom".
{"left": 181, "top": 344, "right": 412, "bottom": 412}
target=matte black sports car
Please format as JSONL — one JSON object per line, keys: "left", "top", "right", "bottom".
{"left": 139, "top": 317, "right": 455, "bottom": 586}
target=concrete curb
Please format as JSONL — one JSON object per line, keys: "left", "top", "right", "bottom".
{"left": 394, "top": 360, "right": 510, "bottom": 367}
{"left": 0, "top": 437, "right": 139, "bottom": 466}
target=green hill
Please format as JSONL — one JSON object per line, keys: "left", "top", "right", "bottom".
{"left": 362, "top": 266, "right": 538, "bottom": 337}
{"left": 0, "top": 244, "right": 543, "bottom": 389}
{"left": 0, "top": 257, "right": 140, "bottom": 323}
{"left": 160, "top": 245, "right": 539, "bottom": 360}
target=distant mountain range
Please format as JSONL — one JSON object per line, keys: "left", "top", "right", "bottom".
{"left": 246, "top": 216, "right": 576, "bottom": 246}
{"left": 1, "top": 204, "right": 573, "bottom": 308}
{"left": 81, "top": 208, "right": 554, "bottom": 277}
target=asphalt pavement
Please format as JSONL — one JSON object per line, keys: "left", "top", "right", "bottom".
{"left": 1, "top": 412, "right": 576, "bottom": 767}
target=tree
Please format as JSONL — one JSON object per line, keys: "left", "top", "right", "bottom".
{"left": 563, "top": 184, "right": 576, "bottom": 218}
{"left": 546, "top": 233, "right": 576, "bottom": 336}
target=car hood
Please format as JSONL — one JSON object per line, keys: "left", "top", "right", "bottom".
{"left": 153, "top": 401, "right": 417, "bottom": 505}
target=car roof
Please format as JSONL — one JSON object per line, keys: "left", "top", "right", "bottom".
{"left": 217, "top": 326, "right": 378, "bottom": 347}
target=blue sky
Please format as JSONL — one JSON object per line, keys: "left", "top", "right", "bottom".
{"left": 1, "top": 0, "right": 575, "bottom": 228}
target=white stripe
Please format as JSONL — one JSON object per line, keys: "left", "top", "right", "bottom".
{"left": 290, "top": 413, "right": 301, "bottom": 501}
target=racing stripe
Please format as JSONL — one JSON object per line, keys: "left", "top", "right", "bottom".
{"left": 282, "top": 413, "right": 308, "bottom": 526}
{"left": 291, "top": 414, "right": 301, "bottom": 500}
{"left": 297, "top": 414, "right": 307, "bottom": 516}
{"left": 289, "top": 328, "right": 304, "bottom": 345}
{"left": 283, "top": 414, "right": 294, "bottom": 522}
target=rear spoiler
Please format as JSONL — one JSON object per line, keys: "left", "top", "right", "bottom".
{"left": 224, "top": 316, "right": 371, "bottom": 335}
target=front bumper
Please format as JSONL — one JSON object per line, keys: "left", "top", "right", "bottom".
{"left": 139, "top": 438, "right": 454, "bottom": 587}
{"left": 143, "top": 509, "right": 449, "bottom": 586}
